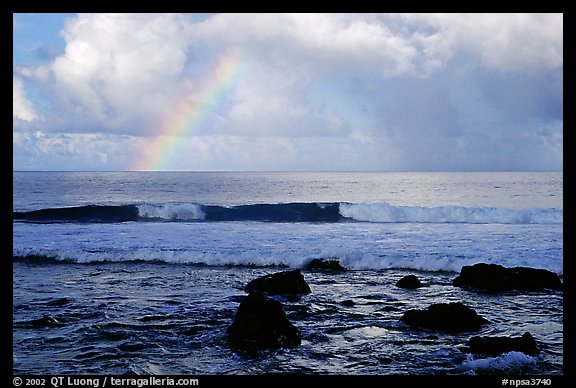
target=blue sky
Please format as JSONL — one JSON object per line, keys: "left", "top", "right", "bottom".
{"left": 13, "top": 13, "right": 563, "bottom": 171}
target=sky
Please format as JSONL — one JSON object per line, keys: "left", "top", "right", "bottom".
{"left": 13, "top": 13, "right": 563, "bottom": 171}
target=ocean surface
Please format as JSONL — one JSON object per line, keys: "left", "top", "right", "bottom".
{"left": 12, "top": 171, "right": 563, "bottom": 376}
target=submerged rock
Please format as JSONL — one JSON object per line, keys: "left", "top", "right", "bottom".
{"left": 18, "top": 315, "right": 66, "bottom": 328}
{"left": 453, "top": 263, "right": 562, "bottom": 292}
{"left": 400, "top": 302, "right": 488, "bottom": 333}
{"left": 395, "top": 275, "right": 423, "bottom": 289}
{"left": 45, "top": 297, "right": 72, "bottom": 306}
{"left": 245, "top": 269, "right": 311, "bottom": 295}
{"left": 304, "top": 258, "right": 346, "bottom": 271}
{"left": 462, "top": 332, "right": 539, "bottom": 356}
{"left": 226, "top": 292, "right": 301, "bottom": 349}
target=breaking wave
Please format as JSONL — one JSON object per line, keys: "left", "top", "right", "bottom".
{"left": 13, "top": 202, "right": 562, "bottom": 225}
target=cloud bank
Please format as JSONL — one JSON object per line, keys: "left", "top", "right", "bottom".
{"left": 13, "top": 13, "right": 563, "bottom": 171}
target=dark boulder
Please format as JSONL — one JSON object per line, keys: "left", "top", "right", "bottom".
{"left": 462, "top": 332, "right": 539, "bottom": 356}
{"left": 226, "top": 292, "right": 301, "bottom": 349}
{"left": 245, "top": 269, "right": 311, "bottom": 295}
{"left": 396, "top": 275, "right": 423, "bottom": 289}
{"left": 453, "top": 263, "right": 562, "bottom": 292}
{"left": 304, "top": 258, "right": 346, "bottom": 271}
{"left": 400, "top": 302, "right": 489, "bottom": 333}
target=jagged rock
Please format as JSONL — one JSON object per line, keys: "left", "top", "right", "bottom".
{"left": 462, "top": 332, "right": 539, "bottom": 356}
{"left": 304, "top": 258, "right": 346, "bottom": 271}
{"left": 245, "top": 269, "right": 311, "bottom": 295}
{"left": 396, "top": 275, "right": 423, "bottom": 289}
{"left": 400, "top": 302, "right": 489, "bottom": 333}
{"left": 453, "top": 263, "right": 562, "bottom": 292}
{"left": 226, "top": 292, "right": 301, "bottom": 349}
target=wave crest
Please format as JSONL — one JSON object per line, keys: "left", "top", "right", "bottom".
{"left": 137, "top": 204, "right": 206, "bottom": 221}
{"left": 339, "top": 203, "right": 562, "bottom": 224}
{"left": 13, "top": 202, "right": 562, "bottom": 225}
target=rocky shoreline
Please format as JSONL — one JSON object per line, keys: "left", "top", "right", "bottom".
{"left": 227, "top": 262, "right": 562, "bottom": 359}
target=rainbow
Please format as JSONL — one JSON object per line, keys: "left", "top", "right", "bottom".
{"left": 129, "top": 48, "right": 245, "bottom": 171}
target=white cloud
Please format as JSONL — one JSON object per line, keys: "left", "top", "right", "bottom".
{"left": 221, "top": 58, "right": 351, "bottom": 138}
{"left": 407, "top": 13, "right": 563, "bottom": 72}
{"left": 126, "top": 134, "right": 399, "bottom": 171}
{"left": 13, "top": 13, "right": 563, "bottom": 171}
{"left": 21, "top": 13, "right": 197, "bottom": 134}
{"left": 13, "top": 130, "right": 138, "bottom": 170}
{"left": 195, "top": 13, "right": 420, "bottom": 77}
{"left": 13, "top": 77, "right": 38, "bottom": 121}
{"left": 195, "top": 13, "right": 563, "bottom": 77}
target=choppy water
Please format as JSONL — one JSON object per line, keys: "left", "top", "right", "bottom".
{"left": 12, "top": 171, "right": 563, "bottom": 375}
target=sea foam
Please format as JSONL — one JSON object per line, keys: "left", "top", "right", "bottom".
{"left": 456, "top": 351, "right": 540, "bottom": 375}
{"left": 137, "top": 203, "right": 206, "bottom": 221}
{"left": 339, "top": 203, "right": 562, "bottom": 224}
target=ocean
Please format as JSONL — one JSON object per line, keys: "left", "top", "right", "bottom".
{"left": 12, "top": 171, "right": 563, "bottom": 377}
